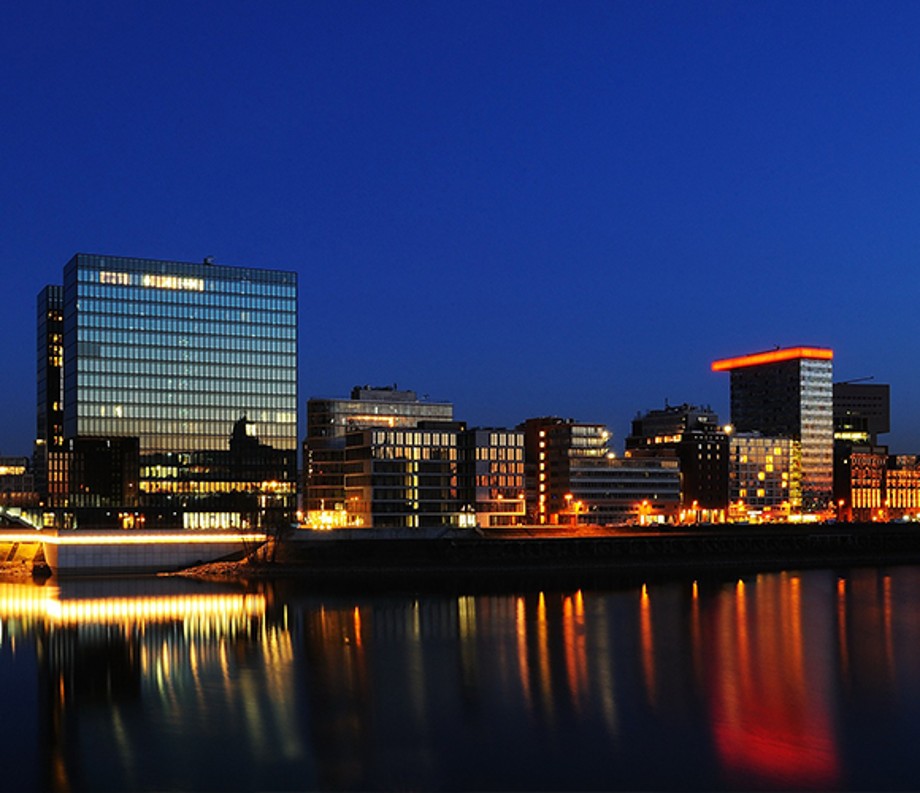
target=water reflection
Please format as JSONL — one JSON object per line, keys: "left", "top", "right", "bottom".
{"left": 2, "top": 566, "right": 920, "bottom": 790}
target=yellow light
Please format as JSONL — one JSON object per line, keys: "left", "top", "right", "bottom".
{"left": 39, "top": 530, "right": 266, "bottom": 546}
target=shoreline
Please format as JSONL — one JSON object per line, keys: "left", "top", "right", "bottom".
{"left": 176, "top": 522, "right": 920, "bottom": 590}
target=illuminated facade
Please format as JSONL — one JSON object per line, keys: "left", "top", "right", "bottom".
{"left": 885, "top": 456, "right": 920, "bottom": 518}
{"left": 304, "top": 386, "right": 453, "bottom": 516}
{"left": 626, "top": 403, "right": 729, "bottom": 513}
{"left": 0, "top": 456, "right": 36, "bottom": 508}
{"left": 729, "top": 434, "right": 796, "bottom": 520}
{"left": 56, "top": 254, "right": 297, "bottom": 527}
{"left": 570, "top": 455, "right": 681, "bottom": 525}
{"left": 458, "top": 428, "right": 525, "bottom": 527}
{"left": 713, "top": 347, "right": 833, "bottom": 513}
{"left": 522, "top": 417, "right": 611, "bottom": 523}
{"left": 343, "top": 421, "right": 462, "bottom": 528}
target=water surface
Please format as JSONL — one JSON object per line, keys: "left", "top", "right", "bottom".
{"left": 1, "top": 566, "right": 918, "bottom": 790}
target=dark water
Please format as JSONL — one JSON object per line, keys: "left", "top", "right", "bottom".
{"left": 1, "top": 565, "right": 919, "bottom": 791}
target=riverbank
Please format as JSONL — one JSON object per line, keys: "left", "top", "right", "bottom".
{"left": 178, "top": 522, "right": 920, "bottom": 590}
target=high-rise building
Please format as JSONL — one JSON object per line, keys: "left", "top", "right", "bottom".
{"left": 35, "top": 285, "right": 64, "bottom": 503}
{"left": 626, "top": 402, "right": 729, "bottom": 514}
{"left": 303, "top": 385, "right": 453, "bottom": 516}
{"left": 48, "top": 253, "right": 298, "bottom": 528}
{"left": 713, "top": 347, "right": 834, "bottom": 513}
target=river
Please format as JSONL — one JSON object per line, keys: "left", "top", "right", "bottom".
{"left": 0, "top": 564, "right": 918, "bottom": 791}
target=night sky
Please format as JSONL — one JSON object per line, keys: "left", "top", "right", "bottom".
{"left": 3, "top": 1, "right": 920, "bottom": 456}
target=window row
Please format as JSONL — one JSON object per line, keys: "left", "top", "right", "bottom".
{"left": 75, "top": 347, "right": 296, "bottom": 370}
{"left": 76, "top": 295, "right": 296, "bottom": 325}
{"left": 77, "top": 326, "right": 296, "bottom": 350}
{"left": 78, "top": 315, "right": 296, "bottom": 338}
{"left": 79, "top": 370, "right": 297, "bottom": 394}
{"left": 76, "top": 391, "right": 295, "bottom": 411}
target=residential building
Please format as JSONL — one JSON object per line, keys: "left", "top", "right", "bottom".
{"left": 343, "top": 421, "right": 463, "bottom": 529}
{"left": 570, "top": 455, "right": 681, "bottom": 525}
{"left": 626, "top": 402, "right": 729, "bottom": 516}
{"left": 729, "top": 434, "right": 797, "bottom": 521}
{"left": 521, "top": 417, "right": 611, "bottom": 523}
{"left": 458, "top": 427, "right": 525, "bottom": 527}
{"left": 47, "top": 253, "right": 298, "bottom": 528}
{"left": 713, "top": 346, "right": 834, "bottom": 513}
{"left": 303, "top": 385, "right": 453, "bottom": 518}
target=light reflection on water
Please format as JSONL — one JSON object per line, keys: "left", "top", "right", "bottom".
{"left": 1, "top": 567, "right": 920, "bottom": 790}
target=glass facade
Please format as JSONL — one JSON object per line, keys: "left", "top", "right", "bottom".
{"left": 719, "top": 349, "right": 834, "bottom": 514}
{"left": 61, "top": 254, "right": 297, "bottom": 526}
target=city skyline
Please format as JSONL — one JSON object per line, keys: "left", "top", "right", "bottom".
{"left": 4, "top": 3, "right": 920, "bottom": 455}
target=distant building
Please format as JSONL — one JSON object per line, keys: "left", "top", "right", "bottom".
{"left": 713, "top": 346, "right": 834, "bottom": 513}
{"left": 886, "top": 455, "right": 920, "bottom": 519}
{"left": 521, "top": 417, "right": 611, "bottom": 523}
{"left": 42, "top": 254, "right": 298, "bottom": 528}
{"left": 833, "top": 382, "right": 890, "bottom": 446}
{"left": 458, "top": 427, "right": 525, "bottom": 527}
{"left": 729, "top": 434, "right": 797, "bottom": 521}
{"left": 34, "top": 285, "right": 64, "bottom": 503}
{"left": 833, "top": 444, "right": 887, "bottom": 522}
{"left": 0, "top": 457, "right": 37, "bottom": 508}
{"left": 521, "top": 416, "right": 679, "bottom": 525}
{"left": 626, "top": 403, "right": 729, "bottom": 516}
{"left": 569, "top": 455, "right": 681, "bottom": 525}
{"left": 832, "top": 382, "right": 890, "bottom": 520}
{"left": 344, "top": 421, "right": 464, "bottom": 529}
{"left": 303, "top": 385, "right": 453, "bottom": 517}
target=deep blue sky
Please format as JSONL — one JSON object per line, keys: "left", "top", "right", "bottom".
{"left": 3, "top": 1, "right": 920, "bottom": 455}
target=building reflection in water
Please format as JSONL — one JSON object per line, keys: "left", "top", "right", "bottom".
{"left": 4, "top": 565, "right": 920, "bottom": 790}
{"left": 0, "top": 578, "right": 302, "bottom": 792}
{"left": 705, "top": 572, "right": 841, "bottom": 789}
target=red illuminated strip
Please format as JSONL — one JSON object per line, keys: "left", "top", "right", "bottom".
{"left": 711, "top": 347, "right": 833, "bottom": 372}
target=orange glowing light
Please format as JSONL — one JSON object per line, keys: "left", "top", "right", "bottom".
{"left": 711, "top": 347, "right": 833, "bottom": 372}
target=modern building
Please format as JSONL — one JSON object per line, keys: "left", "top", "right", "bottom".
{"left": 35, "top": 285, "right": 64, "bottom": 503}
{"left": 521, "top": 417, "right": 611, "bottom": 523}
{"left": 0, "top": 457, "right": 37, "bottom": 508}
{"left": 886, "top": 456, "right": 920, "bottom": 519}
{"left": 458, "top": 427, "right": 525, "bottom": 527}
{"left": 44, "top": 253, "right": 298, "bottom": 528}
{"left": 729, "top": 434, "right": 797, "bottom": 521}
{"left": 303, "top": 385, "right": 453, "bottom": 520}
{"left": 626, "top": 402, "right": 729, "bottom": 516}
{"left": 569, "top": 455, "right": 681, "bottom": 525}
{"left": 343, "top": 420, "right": 464, "bottom": 529}
{"left": 833, "top": 445, "right": 887, "bottom": 522}
{"left": 833, "top": 381, "right": 890, "bottom": 446}
{"left": 713, "top": 346, "right": 834, "bottom": 513}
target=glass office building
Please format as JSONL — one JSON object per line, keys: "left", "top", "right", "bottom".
{"left": 60, "top": 254, "right": 298, "bottom": 528}
{"left": 713, "top": 347, "right": 833, "bottom": 513}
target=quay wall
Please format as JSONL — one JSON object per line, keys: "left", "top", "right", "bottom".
{"left": 270, "top": 523, "right": 920, "bottom": 587}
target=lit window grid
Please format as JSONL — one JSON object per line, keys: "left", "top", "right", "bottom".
{"left": 64, "top": 256, "right": 297, "bottom": 455}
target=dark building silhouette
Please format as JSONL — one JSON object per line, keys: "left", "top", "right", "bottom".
{"left": 626, "top": 403, "right": 729, "bottom": 513}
